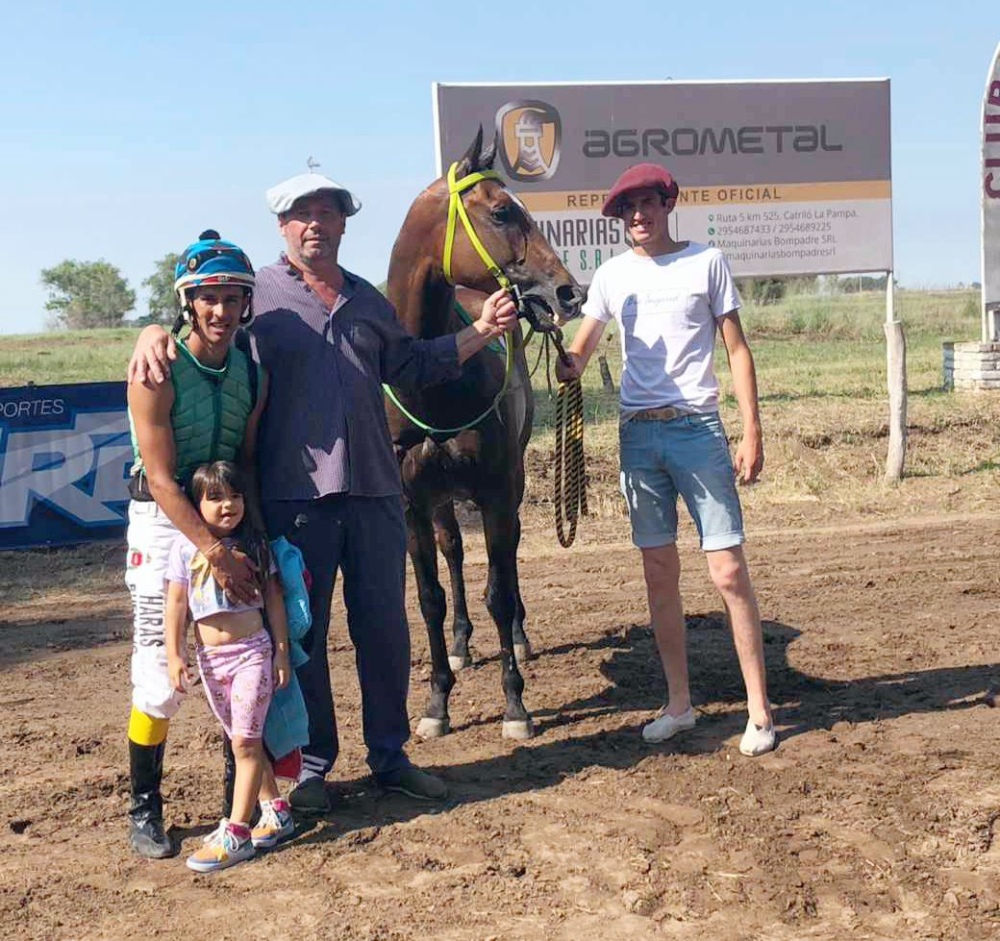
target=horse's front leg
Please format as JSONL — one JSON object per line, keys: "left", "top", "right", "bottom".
{"left": 406, "top": 503, "right": 455, "bottom": 739}
{"left": 509, "top": 514, "right": 533, "bottom": 664}
{"left": 481, "top": 502, "right": 533, "bottom": 740}
{"left": 433, "top": 501, "right": 475, "bottom": 671}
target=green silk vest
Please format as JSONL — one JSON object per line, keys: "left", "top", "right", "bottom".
{"left": 129, "top": 340, "right": 258, "bottom": 485}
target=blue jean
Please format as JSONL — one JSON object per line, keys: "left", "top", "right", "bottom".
{"left": 262, "top": 494, "right": 412, "bottom": 778}
{"left": 619, "top": 412, "right": 745, "bottom": 551}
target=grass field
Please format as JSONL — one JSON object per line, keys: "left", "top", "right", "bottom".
{"left": 1, "top": 287, "right": 995, "bottom": 529}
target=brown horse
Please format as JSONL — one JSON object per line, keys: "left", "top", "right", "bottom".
{"left": 386, "top": 130, "right": 584, "bottom": 740}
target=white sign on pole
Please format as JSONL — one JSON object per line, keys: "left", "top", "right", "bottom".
{"left": 981, "top": 42, "right": 1000, "bottom": 341}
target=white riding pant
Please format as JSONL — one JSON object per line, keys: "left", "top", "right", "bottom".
{"left": 125, "top": 501, "right": 186, "bottom": 720}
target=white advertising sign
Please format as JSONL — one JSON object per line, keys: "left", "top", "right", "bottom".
{"left": 435, "top": 80, "right": 893, "bottom": 281}
{"left": 981, "top": 42, "right": 1000, "bottom": 329}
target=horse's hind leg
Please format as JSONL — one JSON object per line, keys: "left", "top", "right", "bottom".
{"left": 481, "top": 502, "right": 533, "bottom": 740}
{"left": 406, "top": 504, "right": 455, "bottom": 739}
{"left": 433, "top": 501, "right": 474, "bottom": 671}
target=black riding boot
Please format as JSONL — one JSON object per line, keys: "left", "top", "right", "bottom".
{"left": 128, "top": 740, "right": 175, "bottom": 858}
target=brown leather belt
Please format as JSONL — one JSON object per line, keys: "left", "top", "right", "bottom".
{"left": 628, "top": 406, "right": 686, "bottom": 423}
{"left": 128, "top": 472, "right": 156, "bottom": 502}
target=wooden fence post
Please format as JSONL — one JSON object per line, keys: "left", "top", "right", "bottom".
{"left": 884, "top": 275, "right": 907, "bottom": 482}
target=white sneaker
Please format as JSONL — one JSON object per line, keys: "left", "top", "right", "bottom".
{"left": 739, "top": 719, "right": 778, "bottom": 756}
{"left": 642, "top": 706, "right": 696, "bottom": 743}
{"left": 186, "top": 822, "right": 255, "bottom": 873}
{"left": 251, "top": 802, "right": 295, "bottom": 849}
{"left": 202, "top": 817, "right": 228, "bottom": 845}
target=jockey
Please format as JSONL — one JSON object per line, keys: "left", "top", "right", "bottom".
{"left": 125, "top": 231, "right": 265, "bottom": 858}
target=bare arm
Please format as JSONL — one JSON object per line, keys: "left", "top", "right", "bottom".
{"left": 263, "top": 573, "right": 291, "bottom": 690}
{"left": 127, "top": 325, "right": 176, "bottom": 387}
{"left": 164, "top": 580, "right": 191, "bottom": 692}
{"left": 127, "top": 380, "right": 260, "bottom": 603}
{"left": 127, "top": 379, "right": 218, "bottom": 552}
{"left": 554, "top": 316, "right": 608, "bottom": 382}
{"left": 717, "top": 311, "right": 764, "bottom": 484}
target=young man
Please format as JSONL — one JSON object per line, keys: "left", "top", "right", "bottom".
{"left": 555, "top": 163, "right": 777, "bottom": 756}
{"left": 125, "top": 232, "right": 266, "bottom": 857}
{"left": 128, "top": 174, "right": 518, "bottom": 811}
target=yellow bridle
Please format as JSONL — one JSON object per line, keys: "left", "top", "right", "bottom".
{"left": 442, "top": 162, "right": 517, "bottom": 294}
{"left": 383, "top": 162, "right": 515, "bottom": 436}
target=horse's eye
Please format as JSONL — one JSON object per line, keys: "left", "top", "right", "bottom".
{"left": 491, "top": 206, "right": 511, "bottom": 225}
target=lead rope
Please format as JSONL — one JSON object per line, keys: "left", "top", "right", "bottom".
{"left": 439, "top": 159, "right": 588, "bottom": 545}
{"left": 550, "top": 335, "right": 588, "bottom": 548}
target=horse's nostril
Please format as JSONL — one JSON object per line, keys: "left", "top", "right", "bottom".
{"left": 556, "top": 284, "right": 586, "bottom": 313}
{"left": 556, "top": 285, "right": 580, "bottom": 310}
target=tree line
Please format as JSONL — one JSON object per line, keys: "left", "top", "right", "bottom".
{"left": 40, "top": 255, "right": 181, "bottom": 330}
{"left": 734, "top": 274, "right": 904, "bottom": 305}
{"left": 40, "top": 261, "right": 913, "bottom": 331}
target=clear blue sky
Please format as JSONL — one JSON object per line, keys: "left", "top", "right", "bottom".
{"left": 1, "top": 1, "right": 993, "bottom": 335}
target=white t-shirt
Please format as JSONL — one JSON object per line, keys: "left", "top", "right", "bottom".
{"left": 166, "top": 534, "right": 274, "bottom": 622}
{"left": 581, "top": 242, "right": 741, "bottom": 413}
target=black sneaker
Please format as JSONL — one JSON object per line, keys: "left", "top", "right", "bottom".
{"left": 378, "top": 766, "right": 448, "bottom": 801}
{"left": 288, "top": 776, "right": 330, "bottom": 814}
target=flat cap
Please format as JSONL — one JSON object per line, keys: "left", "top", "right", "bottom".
{"left": 265, "top": 172, "right": 362, "bottom": 216}
{"left": 601, "top": 163, "right": 679, "bottom": 217}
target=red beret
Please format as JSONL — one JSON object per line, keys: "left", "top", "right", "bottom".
{"left": 601, "top": 163, "right": 679, "bottom": 217}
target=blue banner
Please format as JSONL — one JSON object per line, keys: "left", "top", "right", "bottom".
{"left": 0, "top": 382, "right": 131, "bottom": 549}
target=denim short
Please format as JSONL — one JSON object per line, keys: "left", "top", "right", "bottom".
{"left": 619, "top": 411, "right": 745, "bottom": 551}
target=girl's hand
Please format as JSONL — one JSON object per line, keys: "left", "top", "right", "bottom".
{"left": 273, "top": 649, "right": 291, "bottom": 691}
{"left": 168, "top": 656, "right": 190, "bottom": 693}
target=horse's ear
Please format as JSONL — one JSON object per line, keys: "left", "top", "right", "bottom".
{"left": 457, "top": 126, "right": 485, "bottom": 176}
{"left": 480, "top": 134, "right": 498, "bottom": 170}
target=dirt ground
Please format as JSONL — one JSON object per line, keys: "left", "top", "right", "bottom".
{"left": 2, "top": 501, "right": 1000, "bottom": 941}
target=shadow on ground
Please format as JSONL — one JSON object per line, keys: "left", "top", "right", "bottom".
{"left": 274, "top": 612, "right": 998, "bottom": 849}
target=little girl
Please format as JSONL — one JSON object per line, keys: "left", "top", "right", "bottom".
{"left": 165, "top": 461, "right": 294, "bottom": 873}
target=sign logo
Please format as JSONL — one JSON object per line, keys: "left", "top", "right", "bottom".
{"left": 496, "top": 100, "right": 561, "bottom": 182}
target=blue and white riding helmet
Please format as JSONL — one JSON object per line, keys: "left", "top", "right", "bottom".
{"left": 174, "top": 230, "right": 256, "bottom": 324}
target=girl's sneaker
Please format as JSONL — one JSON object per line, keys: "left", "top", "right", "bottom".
{"left": 201, "top": 817, "right": 228, "bottom": 844}
{"left": 251, "top": 800, "right": 295, "bottom": 849}
{"left": 186, "top": 821, "right": 255, "bottom": 873}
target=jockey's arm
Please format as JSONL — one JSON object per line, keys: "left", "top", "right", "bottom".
{"left": 127, "top": 380, "right": 260, "bottom": 604}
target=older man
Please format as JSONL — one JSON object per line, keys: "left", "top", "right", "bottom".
{"left": 131, "top": 172, "right": 518, "bottom": 809}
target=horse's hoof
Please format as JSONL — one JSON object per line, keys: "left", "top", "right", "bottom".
{"left": 502, "top": 718, "right": 534, "bottom": 740}
{"left": 448, "top": 654, "right": 472, "bottom": 671}
{"left": 416, "top": 716, "right": 450, "bottom": 739}
{"left": 514, "top": 641, "right": 534, "bottom": 663}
